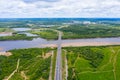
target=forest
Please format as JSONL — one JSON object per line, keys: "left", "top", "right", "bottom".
{"left": 0, "top": 34, "right": 35, "bottom": 41}
{"left": 30, "top": 29, "right": 58, "bottom": 40}
{"left": 0, "top": 48, "right": 53, "bottom": 80}
{"left": 58, "top": 24, "right": 120, "bottom": 39}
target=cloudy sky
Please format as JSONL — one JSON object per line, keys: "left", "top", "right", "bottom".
{"left": 0, "top": 0, "right": 120, "bottom": 18}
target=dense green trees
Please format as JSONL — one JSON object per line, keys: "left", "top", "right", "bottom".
{"left": 0, "top": 34, "right": 35, "bottom": 41}
{"left": 65, "top": 47, "right": 104, "bottom": 68}
{"left": 0, "top": 48, "right": 52, "bottom": 80}
{"left": 58, "top": 24, "right": 120, "bottom": 39}
{"left": 31, "top": 29, "right": 58, "bottom": 40}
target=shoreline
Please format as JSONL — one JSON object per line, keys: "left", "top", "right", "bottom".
{"left": 62, "top": 42, "right": 120, "bottom": 47}
{"left": 1, "top": 42, "right": 120, "bottom": 53}
{"left": 0, "top": 32, "right": 12, "bottom": 36}
{"left": 0, "top": 52, "right": 12, "bottom": 56}
{"left": 42, "top": 42, "right": 120, "bottom": 48}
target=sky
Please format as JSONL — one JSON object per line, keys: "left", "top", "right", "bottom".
{"left": 0, "top": 0, "right": 120, "bottom": 18}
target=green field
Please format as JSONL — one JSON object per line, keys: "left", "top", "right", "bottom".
{"left": 30, "top": 29, "right": 58, "bottom": 40}
{"left": 63, "top": 46, "right": 120, "bottom": 80}
{"left": 0, "top": 48, "right": 56, "bottom": 80}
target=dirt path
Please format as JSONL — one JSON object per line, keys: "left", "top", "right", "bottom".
{"left": 65, "top": 52, "right": 68, "bottom": 80}
{"left": 79, "top": 70, "right": 113, "bottom": 74}
{"left": 110, "top": 47, "right": 116, "bottom": 53}
{"left": 43, "top": 51, "right": 53, "bottom": 59}
{"left": 21, "top": 71, "right": 28, "bottom": 80}
{"left": 64, "top": 50, "right": 68, "bottom": 80}
{"left": 4, "top": 59, "right": 20, "bottom": 80}
{"left": 100, "top": 47, "right": 115, "bottom": 70}
{"left": 49, "top": 51, "right": 53, "bottom": 80}
{"left": 113, "top": 49, "right": 119, "bottom": 80}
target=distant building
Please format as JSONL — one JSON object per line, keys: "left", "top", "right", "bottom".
{"left": 73, "top": 21, "right": 82, "bottom": 24}
{"left": 83, "top": 21, "right": 96, "bottom": 25}
{"left": 38, "top": 25, "right": 56, "bottom": 27}
{"left": 62, "top": 23, "right": 74, "bottom": 25}
{"left": 83, "top": 21, "right": 91, "bottom": 24}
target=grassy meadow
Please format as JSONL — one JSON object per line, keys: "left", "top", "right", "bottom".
{"left": 63, "top": 46, "right": 120, "bottom": 80}
{"left": 30, "top": 29, "right": 58, "bottom": 40}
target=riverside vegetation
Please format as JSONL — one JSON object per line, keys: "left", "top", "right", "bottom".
{"left": 30, "top": 29, "right": 58, "bottom": 40}
{"left": 58, "top": 24, "right": 120, "bottom": 39}
{"left": 0, "top": 34, "right": 35, "bottom": 41}
{"left": 30, "top": 24, "right": 120, "bottom": 40}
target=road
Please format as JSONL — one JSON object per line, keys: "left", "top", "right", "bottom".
{"left": 55, "top": 31, "right": 62, "bottom": 80}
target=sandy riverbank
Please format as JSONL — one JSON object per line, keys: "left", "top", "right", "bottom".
{"left": 61, "top": 42, "right": 120, "bottom": 47}
{"left": 0, "top": 52, "right": 12, "bottom": 56}
{"left": 42, "top": 42, "right": 120, "bottom": 48}
{"left": 0, "top": 32, "right": 12, "bottom": 36}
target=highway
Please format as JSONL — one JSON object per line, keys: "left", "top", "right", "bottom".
{"left": 55, "top": 31, "right": 62, "bottom": 80}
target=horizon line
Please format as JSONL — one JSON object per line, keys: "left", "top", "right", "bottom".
{"left": 0, "top": 17, "right": 120, "bottom": 19}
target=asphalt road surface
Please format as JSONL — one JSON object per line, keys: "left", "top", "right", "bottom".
{"left": 55, "top": 31, "right": 62, "bottom": 80}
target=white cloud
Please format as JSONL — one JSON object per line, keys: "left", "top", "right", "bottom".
{"left": 0, "top": 0, "right": 120, "bottom": 18}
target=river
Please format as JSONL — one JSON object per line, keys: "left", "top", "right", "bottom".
{"left": 0, "top": 28, "right": 120, "bottom": 51}
{"left": 0, "top": 37, "right": 120, "bottom": 51}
